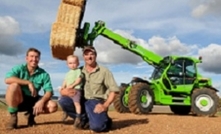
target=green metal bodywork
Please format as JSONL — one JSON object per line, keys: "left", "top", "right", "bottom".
{"left": 79, "top": 20, "right": 216, "bottom": 106}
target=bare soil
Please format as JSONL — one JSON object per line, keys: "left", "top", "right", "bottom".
{"left": 1, "top": 106, "right": 221, "bottom": 134}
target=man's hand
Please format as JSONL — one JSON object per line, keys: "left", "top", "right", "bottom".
{"left": 67, "top": 85, "right": 74, "bottom": 89}
{"left": 33, "top": 99, "right": 45, "bottom": 115}
{"left": 94, "top": 103, "right": 108, "bottom": 114}
{"left": 28, "top": 82, "right": 37, "bottom": 97}
{"left": 60, "top": 88, "right": 76, "bottom": 97}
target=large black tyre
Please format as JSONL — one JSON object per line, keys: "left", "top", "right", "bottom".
{"left": 170, "top": 105, "right": 191, "bottom": 115}
{"left": 128, "top": 83, "right": 154, "bottom": 114}
{"left": 113, "top": 86, "right": 130, "bottom": 113}
{"left": 191, "top": 88, "right": 219, "bottom": 117}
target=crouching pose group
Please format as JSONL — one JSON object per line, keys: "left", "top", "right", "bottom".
{"left": 4, "top": 46, "right": 119, "bottom": 133}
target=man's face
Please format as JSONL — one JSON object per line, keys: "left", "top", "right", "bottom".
{"left": 26, "top": 51, "right": 40, "bottom": 68}
{"left": 83, "top": 50, "right": 96, "bottom": 66}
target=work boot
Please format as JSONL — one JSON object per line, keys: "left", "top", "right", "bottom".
{"left": 77, "top": 116, "right": 89, "bottom": 130}
{"left": 24, "top": 112, "right": 36, "bottom": 127}
{"left": 5, "top": 113, "right": 18, "bottom": 130}
{"left": 82, "top": 121, "right": 89, "bottom": 129}
{"left": 73, "top": 116, "right": 81, "bottom": 129}
{"left": 103, "top": 117, "right": 113, "bottom": 132}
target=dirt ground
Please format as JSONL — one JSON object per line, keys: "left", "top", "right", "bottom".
{"left": 1, "top": 106, "right": 221, "bottom": 134}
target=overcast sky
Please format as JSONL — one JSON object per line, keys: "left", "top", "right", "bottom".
{"left": 0, "top": 0, "right": 221, "bottom": 95}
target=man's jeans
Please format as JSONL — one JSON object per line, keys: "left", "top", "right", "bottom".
{"left": 58, "top": 96, "right": 112, "bottom": 132}
{"left": 58, "top": 96, "right": 88, "bottom": 124}
{"left": 85, "top": 99, "right": 111, "bottom": 132}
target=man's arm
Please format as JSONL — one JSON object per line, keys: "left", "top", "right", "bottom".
{"left": 40, "top": 91, "right": 52, "bottom": 103}
{"left": 41, "top": 73, "right": 54, "bottom": 102}
{"left": 103, "top": 70, "right": 120, "bottom": 108}
{"left": 94, "top": 91, "right": 116, "bottom": 113}
{"left": 60, "top": 87, "right": 76, "bottom": 97}
{"left": 5, "top": 77, "right": 31, "bottom": 85}
{"left": 5, "top": 65, "right": 31, "bottom": 85}
{"left": 103, "top": 91, "right": 116, "bottom": 108}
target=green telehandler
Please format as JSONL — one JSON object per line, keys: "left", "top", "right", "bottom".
{"left": 75, "top": 20, "right": 219, "bottom": 117}
{"left": 50, "top": 0, "right": 219, "bottom": 117}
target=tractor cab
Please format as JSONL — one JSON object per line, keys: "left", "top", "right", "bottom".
{"left": 166, "top": 56, "right": 197, "bottom": 86}
{"left": 151, "top": 56, "right": 204, "bottom": 93}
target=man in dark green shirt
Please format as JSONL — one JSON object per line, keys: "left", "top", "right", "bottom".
{"left": 4, "top": 47, "right": 58, "bottom": 129}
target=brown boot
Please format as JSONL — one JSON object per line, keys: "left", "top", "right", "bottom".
{"left": 5, "top": 113, "right": 18, "bottom": 130}
{"left": 73, "top": 116, "right": 81, "bottom": 129}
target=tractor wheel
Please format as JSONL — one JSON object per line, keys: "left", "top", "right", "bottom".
{"left": 113, "top": 86, "right": 130, "bottom": 113}
{"left": 191, "top": 88, "right": 219, "bottom": 117}
{"left": 170, "top": 105, "right": 191, "bottom": 115}
{"left": 128, "top": 83, "right": 154, "bottom": 114}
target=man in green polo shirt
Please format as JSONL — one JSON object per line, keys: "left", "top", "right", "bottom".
{"left": 4, "top": 47, "right": 58, "bottom": 129}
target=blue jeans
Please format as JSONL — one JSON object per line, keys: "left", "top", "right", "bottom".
{"left": 58, "top": 96, "right": 111, "bottom": 132}
{"left": 85, "top": 99, "right": 111, "bottom": 132}
{"left": 58, "top": 96, "right": 88, "bottom": 123}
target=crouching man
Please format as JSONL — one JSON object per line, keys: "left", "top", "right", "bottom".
{"left": 59, "top": 46, "right": 120, "bottom": 132}
{"left": 4, "top": 47, "right": 58, "bottom": 129}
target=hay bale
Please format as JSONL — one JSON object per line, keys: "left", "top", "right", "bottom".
{"left": 56, "top": 2, "right": 82, "bottom": 27}
{"left": 62, "top": 0, "right": 85, "bottom": 7}
{"left": 49, "top": 0, "right": 87, "bottom": 60}
{"left": 50, "top": 22, "right": 76, "bottom": 60}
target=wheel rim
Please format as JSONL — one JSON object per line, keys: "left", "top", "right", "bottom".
{"left": 195, "top": 94, "right": 214, "bottom": 112}
{"left": 140, "top": 90, "right": 152, "bottom": 108}
{"left": 121, "top": 96, "right": 128, "bottom": 107}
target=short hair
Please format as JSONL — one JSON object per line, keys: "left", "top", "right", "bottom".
{"left": 26, "top": 47, "right": 41, "bottom": 56}
{"left": 66, "top": 55, "right": 79, "bottom": 61}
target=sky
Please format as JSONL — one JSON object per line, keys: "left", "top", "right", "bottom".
{"left": 0, "top": 0, "right": 221, "bottom": 96}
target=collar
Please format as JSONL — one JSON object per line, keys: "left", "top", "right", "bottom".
{"left": 82, "top": 63, "right": 100, "bottom": 73}
{"left": 22, "top": 63, "right": 41, "bottom": 74}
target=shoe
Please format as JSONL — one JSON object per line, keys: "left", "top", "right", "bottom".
{"left": 61, "top": 111, "right": 68, "bottom": 122}
{"left": 5, "top": 113, "right": 18, "bottom": 130}
{"left": 24, "top": 112, "right": 36, "bottom": 127}
{"left": 79, "top": 121, "right": 89, "bottom": 129}
{"left": 106, "top": 117, "right": 113, "bottom": 130}
{"left": 82, "top": 122, "right": 89, "bottom": 129}
{"left": 73, "top": 116, "right": 81, "bottom": 129}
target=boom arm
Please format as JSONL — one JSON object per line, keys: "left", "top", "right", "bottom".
{"left": 81, "top": 20, "right": 163, "bottom": 66}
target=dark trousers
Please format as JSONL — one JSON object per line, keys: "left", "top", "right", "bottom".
{"left": 58, "top": 96, "right": 88, "bottom": 122}
{"left": 85, "top": 99, "right": 110, "bottom": 132}
{"left": 58, "top": 96, "right": 111, "bottom": 132}
{"left": 18, "top": 95, "right": 41, "bottom": 113}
